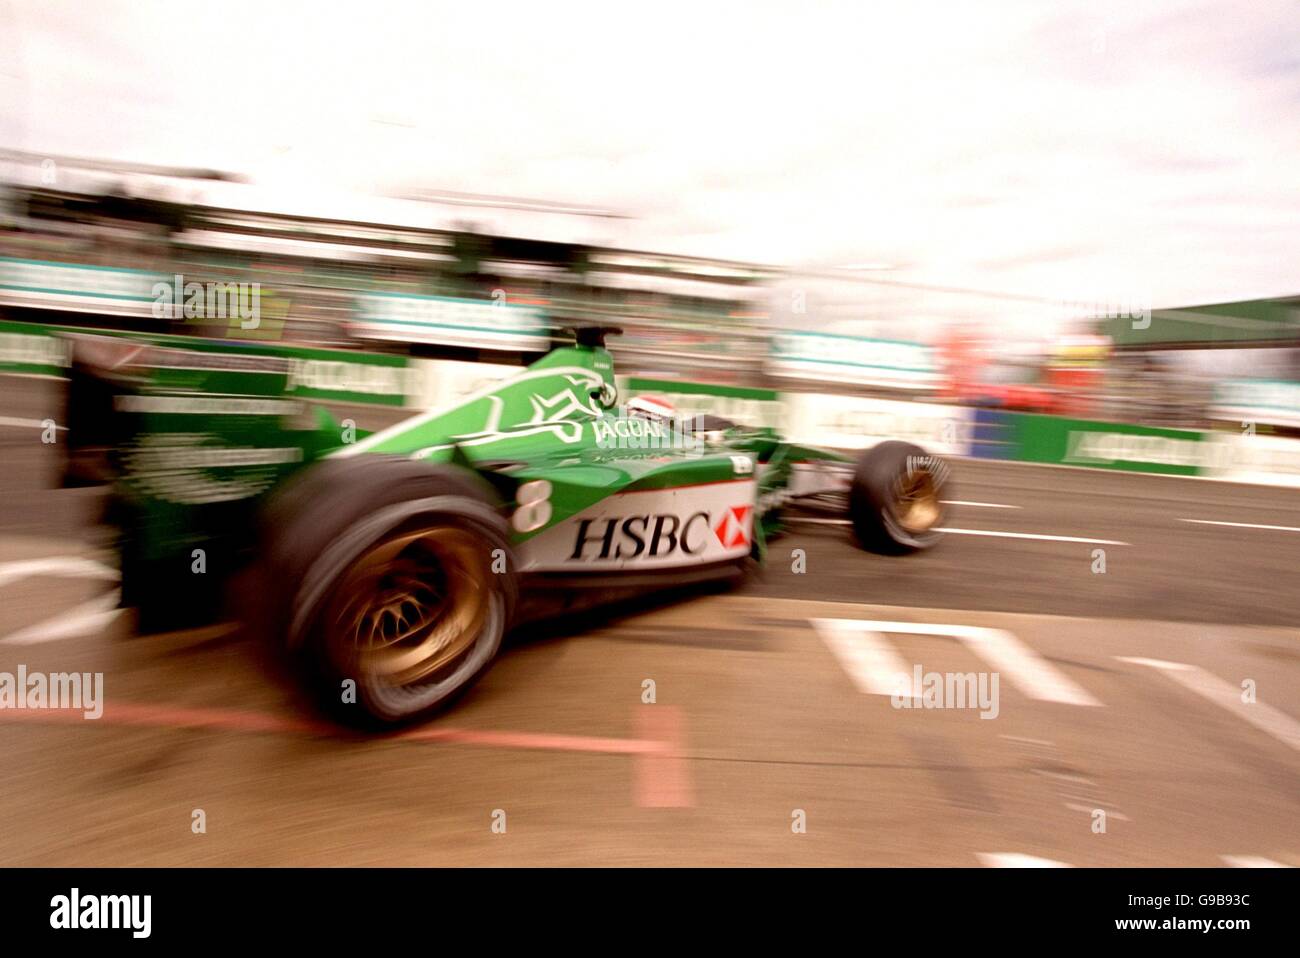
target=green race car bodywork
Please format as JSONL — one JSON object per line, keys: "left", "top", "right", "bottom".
{"left": 328, "top": 341, "right": 846, "bottom": 570}
{"left": 69, "top": 329, "right": 849, "bottom": 598}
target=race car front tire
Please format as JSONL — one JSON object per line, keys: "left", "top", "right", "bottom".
{"left": 848, "top": 441, "right": 949, "bottom": 554}
{"left": 258, "top": 456, "right": 517, "bottom": 726}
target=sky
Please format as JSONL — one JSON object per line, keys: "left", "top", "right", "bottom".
{"left": 1, "top": 0, "right": 1298, "bottom": 337}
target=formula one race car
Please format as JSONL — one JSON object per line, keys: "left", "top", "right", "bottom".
{"left": 62, "top": 324, "right": 950, "bottom": 724}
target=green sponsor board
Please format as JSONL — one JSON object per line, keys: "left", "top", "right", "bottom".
{"left": 0, "top": 320, "right": 415, "bottom": 406}
{"left": 1011, "top": 413, "right": 1206, "bottom": 476}
{"left": 280, "top": 349, "right": 414, "bottom": 407}
{"left": 0, "top": 320, "right": 72, "bottom": 375}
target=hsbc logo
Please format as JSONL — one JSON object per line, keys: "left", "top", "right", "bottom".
{"left": 569, "top": 512, "right": 711, "bottom": 561}
{"left": 568, "top": 505, "right": 753, "bottom": 562}
{"left": 714, "top": 505, "right": 751, "bottom": 549}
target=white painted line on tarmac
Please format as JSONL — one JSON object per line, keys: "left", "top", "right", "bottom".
{"left": 782, "top": 519, "right": 1124, "bottom": 545}
{"left": 812, "top": 618, "right": 916, "bottom": 697}
{"left": 0, "top": 590, "right": 123, "bottom": 645}
{"left": 999, "top": 734, "right": 1055, "bottom": 747}
{"left": 1117, "top": 656, "right": 1192, "bottom": 671}
{"left": 1117, "top": 657, "right": 1300, "bottom": 754}
{"left": 937, "top": 528, "right": 1128, "bottom": 545}
{"left": 942, "top": 500, "right": 1021, "bottom": 509}
{"left": 1221, "top": 856, "right": 1291, "bottom": 868}
{"left": 1179, "top": 518, "right": 1300, "bottom": 533}
{"left": 816, "top": 619, "right": 1101, "bottom": 707}
{"left": 977, "top": 853, "right": 1072, "bottom": 868}
{"left": 0, "top": 556, "right": 119, "bottom": 589}
{"left": 955, "top": 625, "right": 1102, "bottom": 706}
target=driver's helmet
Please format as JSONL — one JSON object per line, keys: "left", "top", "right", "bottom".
{"left": 625, "top": 394, "right": 677, "bottom": 425}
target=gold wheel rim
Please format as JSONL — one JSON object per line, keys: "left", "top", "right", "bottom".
{"left": 895, "top": 469, "right": 941, "bottom": 534}
{"left": 323, "top": 526, "right": 489, "bottom": 687}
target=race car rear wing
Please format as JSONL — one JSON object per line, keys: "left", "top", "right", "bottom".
{"left": 59, "top": 331, "right": 348, "bottom": 628}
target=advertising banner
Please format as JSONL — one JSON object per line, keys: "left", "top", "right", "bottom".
{"left": 0, "top": 257, "right": 162, "bottom": 318}
{"left": 782, "top": 392, "right": 971, "bottom": 455}
{"left": 1010, "top": 414, "right": 1205, "bottom": 476}
{"left": 352, "top": 292, "right": 549, "bottom": 351}
{"left": 1199, "top": 432, "right": 1300, "bottom": 487}
{"left": 768, "top": 331, "right": 941, "bottom": 391}
{"left": 0, "top": 320, "right": 419, "bottom": 407}
{"left": 1212, "top": 378, "right": 1300, "bottom": 431}
{"left": 281, "top": 349, "right": 417, "bottom": 407}
{"left": 0, "top": 320, "right": 72, "bottom": 376}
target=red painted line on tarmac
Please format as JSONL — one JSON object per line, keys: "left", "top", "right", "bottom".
{"left": 633, "top": 705, "right": 694, "bottom": 808}
{"left": 0, "top": 701, "right": 691, "bottom": 805}
{"left": 394, "top": 725, "right": 660, "bottom": 754}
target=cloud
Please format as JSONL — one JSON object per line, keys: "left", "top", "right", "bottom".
{"left": 4, "top": 0, "right": 1299, "bottom": 335}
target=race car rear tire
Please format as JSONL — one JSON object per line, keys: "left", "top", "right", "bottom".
{"left": 848, "top": 441, "right": 949, "bottom": 554}
{"left": 258, "top": 456, "right": 517, "bottom": 726}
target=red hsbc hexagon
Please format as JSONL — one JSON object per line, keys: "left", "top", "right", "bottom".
{"left": 713, "top": 504, "right": 752, "bottom": 549}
